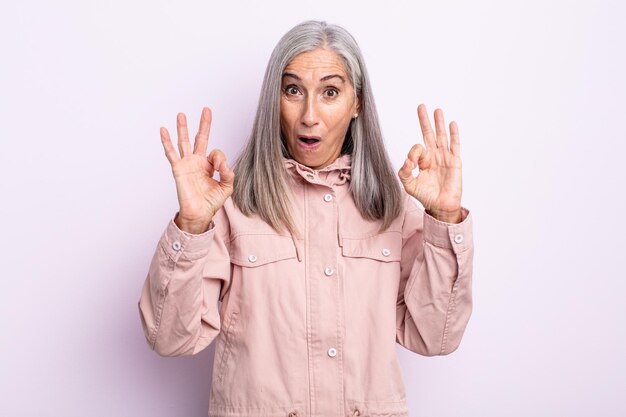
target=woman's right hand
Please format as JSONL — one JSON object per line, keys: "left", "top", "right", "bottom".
{"left": 160, "top": 107, "right": 234, "bottom": 234}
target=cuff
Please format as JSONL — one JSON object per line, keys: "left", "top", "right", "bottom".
{"left": 423, "top": 207, "right": 473, "bottom": 254}
{"left": 158, "top": 212, "right": 216, "bottom": 262}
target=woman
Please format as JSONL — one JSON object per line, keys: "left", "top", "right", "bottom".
{"left": 139, "top": 20, "right": 473, "bottom": 417}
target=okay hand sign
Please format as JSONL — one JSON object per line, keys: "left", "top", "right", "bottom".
{"left": 398, "top": 104, "right": 463, "bottom": 223}
{"left": 160, "top": 107, "right": 234, "bottom": 234}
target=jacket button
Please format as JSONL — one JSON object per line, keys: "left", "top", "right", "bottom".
{"left": 323, "top": 193, "right": 333, "bottom": 202}
{"left": 327, "top": 347, "right": 337, "bottom": 357}
{"left": 381, "top": 248, "right": 391, "bottom": 257}
{"left": 324, "top": 267, "right": 334, "bottom": 276}
{"left": 248, "top": 254, "right": 258, "bottom": 263}
{"left": 172, "top": 241, "right": 182, "bottom": 251}
{"left": 454, "top": 234, "right": 464, "bottom": 244}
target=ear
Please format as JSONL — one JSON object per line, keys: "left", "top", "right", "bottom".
{"left": 354, "top": 93, "right": 362, "bottom": 116}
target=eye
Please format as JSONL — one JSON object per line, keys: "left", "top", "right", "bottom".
{"left": 325, "top": 88, "right": 339, "bottom": 98}
{"left": 284, "top": 85, "right": 301, "bottom": 95}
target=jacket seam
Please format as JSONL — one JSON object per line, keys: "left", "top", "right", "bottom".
{"left": 439, "top": 252, "right": 461, "bottom": 354}
{"left": 229, "top": 231, "right": 294, "bottom": 240}
{"left": 230, "top": 251, "right": 296, "bottom": 265}
{"left": 208, "top": 403, "right": 306, "bottom": 411}
{"left": 148, "top": 247, "right": 173, "bottom": 349}
{"left": 403, "top": 243, "right": 424, "bottom": 309}
{"left": 303, "top": 184, "right": 314, "bottom": 417}
{"left": 333, "top": 195, "right": 344, "bottom": 417}
{"left": 217, "top": 311, "right": 239, "bottom": 382}
{"left": 148, "top": 288, "right": 166, "bottom": 348}
{"left": 341, "top": 229, "right": 402, "bottom": 240}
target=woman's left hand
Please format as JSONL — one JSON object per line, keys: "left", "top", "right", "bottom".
{"left": 398, "top": 104, "right": 463, "bottom": 224}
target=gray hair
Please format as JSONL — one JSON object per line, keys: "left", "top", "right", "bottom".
{"left": 232, "top": 20, "right": 403, "bottom": 235}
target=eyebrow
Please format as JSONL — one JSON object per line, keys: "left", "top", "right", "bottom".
{"left": 282, "top": 72, "right": 346, "bottom": 83}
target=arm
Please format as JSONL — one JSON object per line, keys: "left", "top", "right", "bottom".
{"left": 140, "top": 106, "right": 235, "bottom": 357}
{"left": 138, "top": 209, "right": 232, "bottom": 357}
{"left": 396, "top": 202, "right": 474, "bottom": 356}
{"left": 395, "top": 104, "right": 473, "bottom": 355}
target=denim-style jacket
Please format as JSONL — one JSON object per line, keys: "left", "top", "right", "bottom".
{"left": 138, "top": 153, "right": 474, "bottom": 417}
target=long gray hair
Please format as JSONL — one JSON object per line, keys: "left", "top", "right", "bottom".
{"left": 232, "top": 20, "right": 403, "bottom": 235}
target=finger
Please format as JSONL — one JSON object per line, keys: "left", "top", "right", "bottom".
{"left": 407, "top": 143, "right": 433, "bottom": 171}
{"left": 398, "top": 157, "right": 415, "bottom": 181}
{"left": 417, "top": 104, "right": 437, "bottom": 149}
{"left": 397, "top": 158, "right": 419, "bottom": 196}
{"left": 434, "top": 108, "right": 449, "bottom": 151}
{"left": 160, "top": 127, "right": 180, "bottom": 165}
{"left": 449, "top": 121, "right": 461, "bottom": 156}
{"left": 193, "top": 107, "right": 212, "bottom": 156}
{"left": 406, "top": 143, "right": 425, "bottom": 166}
{"left": 209, "top": 149, "right": 235, "bottom": 189}
{"left": 218, "top": 158, "right": 235, "bottom": 189}
{"left": 208, "top": 148, "right": 227, "bottom": 177}
{"left": 176, "top": 113, "right": 192, "bottom": 158}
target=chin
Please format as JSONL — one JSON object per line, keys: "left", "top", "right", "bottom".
{"left": 297, "top": 157, "right": 319, "bottom": 168}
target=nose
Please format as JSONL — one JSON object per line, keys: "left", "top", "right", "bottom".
{"left": 301, "top": 95, "right": 320, "bottom": 127}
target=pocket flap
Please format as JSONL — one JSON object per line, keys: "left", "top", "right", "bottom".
{"left": 230, "top": 234, "right": 297, "bottom": 267}
{"left": 341, "top": 232, "right": 402, "bottom": 262}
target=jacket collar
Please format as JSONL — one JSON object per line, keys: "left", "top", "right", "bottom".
{"left": 284, "top": 154, "right": 352, "bottom": 186}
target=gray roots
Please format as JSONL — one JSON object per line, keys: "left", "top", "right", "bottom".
{"left": 232, "top": 20, "right": 403, "bottom": 236}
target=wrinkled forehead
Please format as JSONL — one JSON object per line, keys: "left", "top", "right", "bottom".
{"left": 283, "top": 48, "right": 351, "bottom": 84}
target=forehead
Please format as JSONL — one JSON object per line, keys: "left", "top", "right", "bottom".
{"left": 283, "top": 48, "right": 348, "bottom": 79}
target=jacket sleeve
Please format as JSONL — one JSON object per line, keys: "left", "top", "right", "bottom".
{"left": 396, "top": 198, "right": 474, "bottom": 356}
{"left": 137, "top": 209, "right": 232, "bottom": 357}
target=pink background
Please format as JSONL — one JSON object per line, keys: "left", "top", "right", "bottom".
{"left": 1, "top": 0, "right": 624, "bottom": 416}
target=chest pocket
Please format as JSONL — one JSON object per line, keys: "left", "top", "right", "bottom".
{"left": 230, "top": 234, "right": 298, "bottom": 267}
{"left": 341, "top": 232, "right": 402, "bottom": 262}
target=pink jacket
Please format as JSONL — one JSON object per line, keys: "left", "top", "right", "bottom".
{"left": 138, "top": 153, "right": 474, "bottom": 417}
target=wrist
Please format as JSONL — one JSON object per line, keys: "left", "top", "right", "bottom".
{"left": 425, "top": 207, "right": 463, "bottom": 224}
{"left": 174, "top": 212, "right": 213, "bottom": 234}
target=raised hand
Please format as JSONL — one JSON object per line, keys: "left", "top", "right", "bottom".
{"left": 398, "top": 104, "right": 463, "bottom": 224}
{"left": 160, "top": 107, "right": 234, "bottom": 234}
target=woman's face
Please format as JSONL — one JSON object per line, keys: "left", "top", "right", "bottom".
{"left": 280, "top": 48, "right": 360, "bottom": 169}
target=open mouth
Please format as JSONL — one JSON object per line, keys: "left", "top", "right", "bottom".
{"left": 298, "top": 136, "right": 320, "bottom": 144}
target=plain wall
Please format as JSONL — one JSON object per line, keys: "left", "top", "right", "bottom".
{"left": 1, "top": 0, "right": 625, "bottom": 416}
